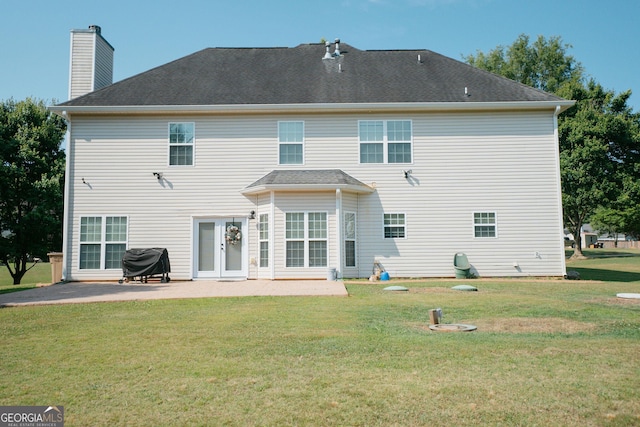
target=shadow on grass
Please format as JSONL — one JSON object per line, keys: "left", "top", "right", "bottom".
{"left": 0, "top": 285, "right": 36, "bottom": 295}
{"left": 565, "top": 249, "right": 640, "bottom": 259}
{"left": 569, "top": 267, "right": 640, "bottom": 283}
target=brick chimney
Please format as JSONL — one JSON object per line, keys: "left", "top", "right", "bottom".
{"left": 68, "top": 25, "right": 114, "bottom": 100}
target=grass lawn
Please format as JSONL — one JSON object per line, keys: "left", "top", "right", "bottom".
{"left": 1, "top": 251, "right": 639, "bottom": 426}
{"left": 0, "top": 262, "right": 51, "bottom": 293}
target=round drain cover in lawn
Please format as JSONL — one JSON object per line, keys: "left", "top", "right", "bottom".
{"left": 383, "top": 285, "right": 408, "bottom": 291}
{"left": 617, "top": 293, "right": 640, "bottom": 299}
{"left": 451, "top": 284, "right": 478, "bottom": 291}
{"left": 429, "top": 324, "right": 477, "bottom": 332}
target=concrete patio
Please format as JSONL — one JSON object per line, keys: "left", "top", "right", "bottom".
{"left": 0, "top": 279, "right": 349, "bottom": 307}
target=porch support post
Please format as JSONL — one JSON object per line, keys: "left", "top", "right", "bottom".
{"left": 335, "top": 188, "right": 343, "bottom": 279}
{"left": 269, "top": 190, "right": 276, "bottom": 280}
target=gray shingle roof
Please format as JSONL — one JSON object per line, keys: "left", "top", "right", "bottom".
{"left": 59, "top": 43, "right": 566, "bottom": 107}
{"left": 242, "top": 170, "right": 373, "bottom": 195}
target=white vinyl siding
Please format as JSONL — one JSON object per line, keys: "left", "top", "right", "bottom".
{"left": 65, "top": 110, "right": 565, "bottom": 280}
{"left": 278, "top": 121, "right": 304, "bottom": 164}
{"left": 93, "top": 35, "right": 114, "bottom": 91}
{"left": 69, "top": 30, "right": 113, "bottom": 99}
{"left": 169, "top": 122, "right": 194, "bottom": 166}
{"left": 69, "top": 32, "right": 95, "bottom": 99}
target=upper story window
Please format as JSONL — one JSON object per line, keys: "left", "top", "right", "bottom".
{"left": 278, "top": 121, "right": 304, "bottom": 165}
{"left": 169, "top": 122, "right": 194, "bottom": 166}
{"left": 359, "top": 120, "right": 412, "bottom": 164}
{"left": 474, "top": 212, "right": 497, "bottom": 238}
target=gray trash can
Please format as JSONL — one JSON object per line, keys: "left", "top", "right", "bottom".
{"left": 327, "top": 268, "right": 337, "bottom": 281}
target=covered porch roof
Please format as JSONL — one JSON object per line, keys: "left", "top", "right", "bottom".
{"left": 241, "top": 169, "right": 374, "bottom": 195}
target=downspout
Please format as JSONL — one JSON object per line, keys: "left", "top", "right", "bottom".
{"left": 60, "top": 111, "right": 71, "bottom": 281}
{"left": 335, "top": 189, "right": 343, "bottom": 279}
{"left": 269, "top": 191, "right": 275, "bottom": 280}
{"left": 553, "top": 105, "right": 567, "bottom": 276}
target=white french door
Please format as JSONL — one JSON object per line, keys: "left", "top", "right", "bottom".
{"left": 194, "top": 218, "right": 246, "bottom": 279}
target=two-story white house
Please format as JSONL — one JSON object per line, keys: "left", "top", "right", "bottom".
{"left": 51, "top": 26, "right": 574, "bottom": 282}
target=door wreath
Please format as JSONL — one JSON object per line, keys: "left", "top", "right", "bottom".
{"left": 225, "top": 225, "right": 241, "bottom": 245}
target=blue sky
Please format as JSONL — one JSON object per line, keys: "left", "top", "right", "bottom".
{"left": 1, "top": 0, "right": 638, "bottom": 111}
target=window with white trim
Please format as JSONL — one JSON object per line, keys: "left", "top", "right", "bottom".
{"left": 169, "top": 122, "right": 194, "bottom": 166}
{"left": 359, "top": 120, "right": 412, "bottom": 164}
{"left": 285, "top": 212, "right": 327, "bottom": 267}
{"left": 278, "top": 121, "right": 304, "bottom": 164}
{"left": 259, "top": 214, "right": 269, "bottom": 268}
{"left": 344, "top": 212, "right": 356, "bottom": 267}
{"left": 474, "top": 212, "right": 497, "bottom": 238}
{"left": 383, "top": 213, "right": 406, "bottom": 238}
{"left": 79, "top": 216, "right": 128, "bottom": 269}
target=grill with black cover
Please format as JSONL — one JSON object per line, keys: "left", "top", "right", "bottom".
{"left": 119, "top": 248, "right": 171, "bottom": 283}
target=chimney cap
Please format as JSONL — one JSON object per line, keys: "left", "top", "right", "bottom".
{"left": 88, "top": 25, "right": 101, "bottom": 34}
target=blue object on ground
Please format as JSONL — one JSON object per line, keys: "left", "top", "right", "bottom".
{"left": 380, "top": 271, "right": 390, "bottom": 281}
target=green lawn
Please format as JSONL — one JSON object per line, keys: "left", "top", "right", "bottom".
{"left": 1, "top": 251, "right": 639, "bottom": 426}
{"left": 0, "top": 262, "right": 51, "bottom": 293}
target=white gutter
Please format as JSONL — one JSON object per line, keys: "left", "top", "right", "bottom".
{"left": 269, "top": 191, "right": 275, "bottom": 280}
{"left": 553, "top": 104, "right": 568, "bottom": 277}
{"left": 60, "top": 111, "right": 71, "bottom": 281}
{"left": 49, "top": 100, "right": 576, "bottom": 116}
{"left": 241, "top": 183, "right": 375, "bottom": 196}
{"left": 335, "top": 189, "right": 343, "bottom": 280}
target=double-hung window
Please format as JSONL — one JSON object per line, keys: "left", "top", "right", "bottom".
{"left": 344, "top": 212, "right": 356, "bottom": 267}
{"left": 474, "top": 212, "right": 497, "bottom": 238}
{"left": 285, "top": 212, "right": 327, "bottom": 267}
{"left": 359, "top": 120, "right": 412, "bottom": 164}
{"left": 278, "top": 121, "right": 304, "bottom": 164}
{"left": 169, "top": 122, "right": 194, "bottom": 166}
{"left": 259, "top": 214, "right": 269, "bottom": 268}
{"left": 79, "top": 216, "right": 128, "bottom": 269}
{"left": 383, "top": 213, "right": 406, "bottom": 238}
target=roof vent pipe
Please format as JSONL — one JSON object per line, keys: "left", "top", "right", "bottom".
{"left": 323, "top": 41, "right": 332, "bottom": 60}
{"left": 334, "top": 38, "right": 341, "bottom": 56}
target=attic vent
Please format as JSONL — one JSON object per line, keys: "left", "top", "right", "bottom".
{"left": 323, "top": 41, "right": 332, "bottom": 60}
{"left": 322, "top": 38, "right": 342, "bottom": 60}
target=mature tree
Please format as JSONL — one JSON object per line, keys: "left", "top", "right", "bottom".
{"left": 591, "top": 172, "right": 640, "bottom": 242}
{"left": 0, "top": 98, "right": 66, "bottom": 284}
{"left": 556, "top": 82, "right": 640, "bottom": 256}
{"left": 466, "top": 35, "right": 640, "bottom": 259}
{"left": 465, "top": 34, "right": 584, "bottom": 93}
